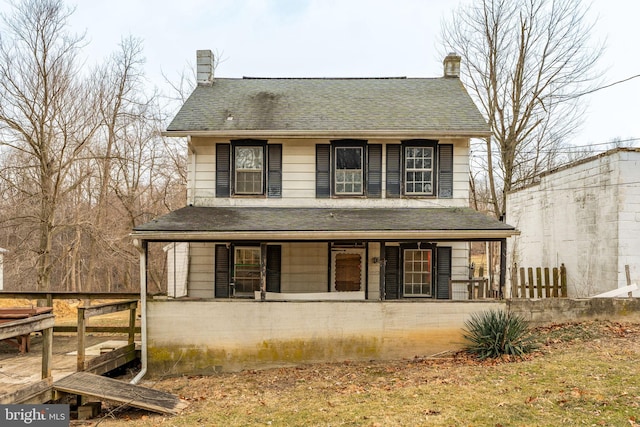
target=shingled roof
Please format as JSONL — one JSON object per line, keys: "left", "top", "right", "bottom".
{"left": 165, "top": 77, "right": 490, "bottom": 137}
{"left": 132, "top": 206, "right": 516, "bottom": 241}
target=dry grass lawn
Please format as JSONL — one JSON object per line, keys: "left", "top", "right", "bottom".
{"left": 81, "top": 320, "right": 640, "bottom": 427}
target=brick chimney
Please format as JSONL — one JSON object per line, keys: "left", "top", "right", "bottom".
{"left": 197, "top": 50, "right": 214, "bottom": 86}
{"left": 443, "top": 53, "right": 461, "bottom": 78}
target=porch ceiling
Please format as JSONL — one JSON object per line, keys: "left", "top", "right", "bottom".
{"left": 132, "top": 206, "right": 518, "bottom": 241}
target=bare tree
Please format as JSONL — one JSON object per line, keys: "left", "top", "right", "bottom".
{"left": 82, "top": 36, "right": 148, "bottom": 292}
{"left": 441, "top": 0, "right": 603, "bottom": 218}
{"left": 0, "top": 0, "right": 98, "bottom": 290}
{"left": 0, "top": 0, "right": 188, "bottom": 293}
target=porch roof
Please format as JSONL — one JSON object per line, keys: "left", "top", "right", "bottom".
{"left": 132, "top": 206, "right": 517, "bottom": 241}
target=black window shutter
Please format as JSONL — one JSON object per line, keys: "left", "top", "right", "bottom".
{"left": 268, "top": 144, "right": 282, "bottom": 198}
{"left": 384, "top": 246, "right": 400, "bottom": 300}
{"left": 367, "top": 144, "right": 382, "bottom": 198}
{"left": 436, "top": 246, "right": 452, "bottom": 299}
{"left": 215, "top": 244, "right": 230, "bottom": 298}
{"left": 216, "top": 144, "right": 231, "bottom": 197}
{"left": 438, "top": 144, "right": 454, "bottom": 198}
{"left": 386, "top": 145, "right": 401, "bottom": 198}
{"left": 266, "top": 245, "right": 281, "bottom": 293}
{"left": 316, "top": 144, "right": 331, "bottom": 198}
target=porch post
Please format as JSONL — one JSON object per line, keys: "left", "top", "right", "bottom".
{"left": 260, "top": 243, "right": 267, "bottom": 301}
{"left": 499, "top": 238, "right": 507, "bottom": 299}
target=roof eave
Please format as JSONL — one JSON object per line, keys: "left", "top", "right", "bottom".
{"left": 161, "top": 129, "right": 492, "bottom": 139}
{"left": 131, "top": 229, "right": 518, "bottom": 242}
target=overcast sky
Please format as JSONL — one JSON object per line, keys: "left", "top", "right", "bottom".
{"left": 2, "top": 0, "right": 639, "bottom": 149}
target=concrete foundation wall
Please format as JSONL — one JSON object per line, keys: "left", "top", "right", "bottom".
{"left": 146, "top": 299, "right": 503, "bottom": 375}
{"left": 147, "top": 297, "right": 640, "bottom": 376}
{"left": 508, "top": 298, "right": 640, "bottom": 326}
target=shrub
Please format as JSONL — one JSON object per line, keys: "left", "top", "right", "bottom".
{"left": 462, "top": 309, "right": 536, "bottom": 359}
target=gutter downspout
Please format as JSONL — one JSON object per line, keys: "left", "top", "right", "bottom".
{"left": 131, "top": 239, "right": 148, "bottom": 384}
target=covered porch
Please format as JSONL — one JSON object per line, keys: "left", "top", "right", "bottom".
{"left": 132, "top": 206, "right": 516, "bottom": 373}
{"left": 133, "top": 206, "right": 517, "bottom": 301}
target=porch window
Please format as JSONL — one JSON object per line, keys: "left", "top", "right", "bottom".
{"left": 403, "top": 249, "right": 432, "bottom": 296}
{"left": 234, "top": 146, "right": 264, "bottom": 194}
{"left": 234, "top": 247, "right": 261, "bottom": 296}
{"left": 334, "top": 146, "right": 363, "bottom": 195}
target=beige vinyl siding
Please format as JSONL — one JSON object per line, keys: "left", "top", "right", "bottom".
{"left": 188, "top": 242, "right": 214, "bottom": 298}
{"left": 281, "top": 144, "right": 316, "bottom": 199}
{"left": 450, "top": 242, "right": 470, "bottom": 279}
{"left": 367, "top": 242, "right": 381, "bottom": 300}
{"left": 452, "top": 143, "right": 470, "bottom": 200}
{"left": 448, "top": 241, "right": 471, "bottom": 300}
{"left": 281, "top": 242, "right": 328, "bottom": 292}
{"left": 189, "top": 137, "right": 470, "bottom": 208}
{"left": 188, "top": 140, "right": 216, "bottom": 203}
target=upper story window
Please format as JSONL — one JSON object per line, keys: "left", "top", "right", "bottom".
{"left": 334, "top": 146, "right": 363, "bottom": 195}
{"left": 234, "top": 146, "right": 263, "bottom": 194}
{"left": 404, "top": 146, "right": 434, "bottom": 195}
{"left": 316, "top": 139, "right": 456, "bottom": 199}
{"left": 387, "top": 140, "right": 452, "bottom": 199}
{"left": 216, "top": 140, "right": 282, "bottom": 198}
{"left": 316, "top": 140, "right": 378, "bottom": 198}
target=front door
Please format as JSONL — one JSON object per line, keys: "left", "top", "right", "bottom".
{"left": 331, "top": 248, "right": 366, "bottom": 293}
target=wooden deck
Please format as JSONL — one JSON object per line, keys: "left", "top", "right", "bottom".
{"left": 0, "top": 333, "right": 134, "bottom": 398}
{"left": 0, "top": 295, "right": 187, "bottom": 417}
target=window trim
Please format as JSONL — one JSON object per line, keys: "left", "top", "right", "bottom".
{"left": 401, "top": 140, "right": 438, "bottom": 197}
{"left": 232, "top": 245, "right": 261, "bottom": 297}
{"left": 331, "top": 140, "right": 367, "bottom": 197}
{"left": 401, "top": 243, "right": 436, "bottom": 298}
{"left": 231, "top": 140, "right": 267, "bottom": 197}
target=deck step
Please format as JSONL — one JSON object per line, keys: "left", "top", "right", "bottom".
{"left": 53, "top": 372, "right": 188, "bottom": 415}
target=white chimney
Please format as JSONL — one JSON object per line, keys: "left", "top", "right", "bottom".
{"left": 443, "top": 53, "right": 461, "bottom": 78}
{"left": 197, "top": 50, "right": 214, "bottom": 86}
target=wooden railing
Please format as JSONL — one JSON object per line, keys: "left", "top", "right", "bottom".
{"left": 0, "top": 312, "right": 55, "bottom": 404}
{"left": 76, "top": 299, "right": 139, "bottom": 374}
{"left": 449, "top": 278, "right": 497, "bottom": 300}
{"left": 0, "top": 292, "right": 148, "bottom": 334}
{"left": 0, "top": 291, "right": 142, "bottom": 303}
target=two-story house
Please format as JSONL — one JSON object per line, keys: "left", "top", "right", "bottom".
{"left": 131, "top": 50, "right": 517, "bottom": 375}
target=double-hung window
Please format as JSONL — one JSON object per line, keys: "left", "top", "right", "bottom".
{"left": 314, "top": 140, "right": 386, "bottom": 199}
{"left": 404, "top": 146, "right": 434, "bottom": 195}
{"left": 216, "top": 140, "right": 283, "bottom": 198}
{"left": 386, "top": 140, "right": 448, "bottom": 198}
{"left": 234, "top": 145, "right": 264, "bottom": 194}
{"left": 334, "top": 146, "right": 364, "bottom": 195}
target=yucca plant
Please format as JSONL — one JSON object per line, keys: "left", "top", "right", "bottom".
{"left": 462, "top": 309, "right": 536, "bottom": 359}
